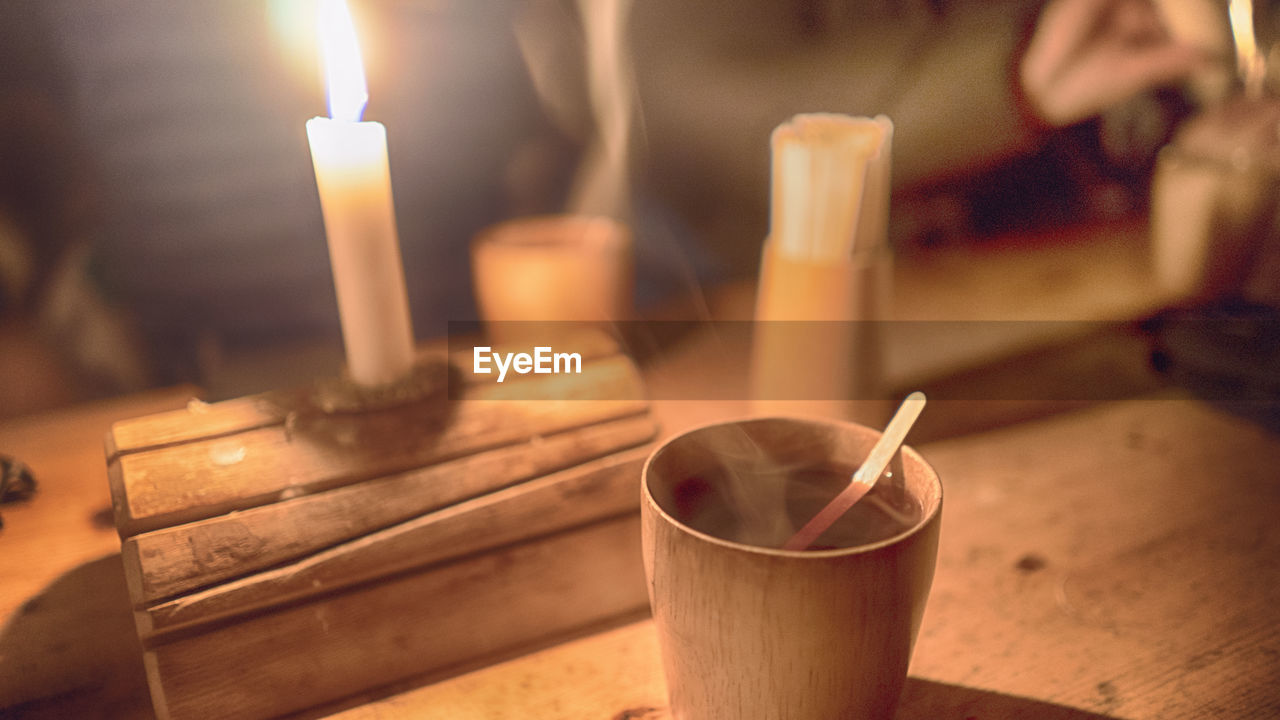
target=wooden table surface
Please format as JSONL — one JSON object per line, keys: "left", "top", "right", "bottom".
{"left": 0, "top": 387, "right": 199, "bottom": 717}
{"left": 308, "top": 395, "right": 1280, "bottom": 720}
{"left": 4, "top": 390, "right": 1277, "bottom": 719}
{"left": 3, "top": 219, "right": 1278, "bottom": 718}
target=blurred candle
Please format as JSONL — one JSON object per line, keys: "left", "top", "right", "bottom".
{"left": 306, "top": 0, "right": 414, "bottom": 386}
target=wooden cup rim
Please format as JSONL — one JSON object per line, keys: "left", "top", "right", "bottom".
{"left": 472, "top": 214, "right": 630, "bottom": 255}
{"left": 642, "top": 414, "right": 942, "bottom": 558}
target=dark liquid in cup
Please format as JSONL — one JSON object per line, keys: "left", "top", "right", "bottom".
{"left": 671, "top": 462, "right": 920, "bottom": 549}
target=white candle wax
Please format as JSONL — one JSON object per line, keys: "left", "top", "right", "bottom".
{"left": 307, "top": 116, "right": 414, "bottom": 386}
{"left": 306, "top": 0, "right": 414, "bottom": 387}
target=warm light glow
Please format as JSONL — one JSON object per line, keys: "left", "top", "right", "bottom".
{"left": 318, "top": 0, "right": 369, "bottom": 122}
{"left": 1229, "top": 0, "right": 1265, "bottom": 96}
{"left": 267, "top": 0, "right": 317, "bottom": 80}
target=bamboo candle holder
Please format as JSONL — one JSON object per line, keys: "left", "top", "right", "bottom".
{"left": 105, "top": 333, "right": 655, "bottom": 719}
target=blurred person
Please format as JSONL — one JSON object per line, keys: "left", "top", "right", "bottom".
{"left": 619, "top": 0, "right": 1219, "bottom": 270}
{"left": 0, "top": 0, "right": 149, "bottom": 417}
{"left": 0, "top": 0, "right": 1227, "bottom": 412}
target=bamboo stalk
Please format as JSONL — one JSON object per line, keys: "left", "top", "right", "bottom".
{"left": 768, "top": 114, "right": 892, "bottom": 260}
{"left": 754, "top": 113, "right": 894, "bottom": 423}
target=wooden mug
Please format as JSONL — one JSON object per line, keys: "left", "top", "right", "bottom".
{"left": 470, "top": 214, "right": 632, "bottom": 338}
{"left": 641, "top": 416, "right": 942, "bottom": 720}
{"left": 750, "top": 239, "right": 892, "bottom": 427}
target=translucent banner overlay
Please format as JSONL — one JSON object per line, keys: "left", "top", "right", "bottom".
{"left": 445, "top": 312, "right": 1279, "bottom": 405}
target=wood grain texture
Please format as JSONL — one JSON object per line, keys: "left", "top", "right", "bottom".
{"left": 316, "top": 396, "right": 1280, "bottom": 720}
{"left": 909, "top": 395, "right": 1280, "bottom": 719}
{"left": 318, "top": 621, "right": 669, "bottom": 720}
{"left": 105, "top": 394, "right": 289, "bottom": 461}
{"left": 145, "top": 515, "right": 647, "bottom": 720}
{"left": 124, "top": 414, "right": 656, "bottom": 605}
{"left": 109, "top": 354, "right": 646, "bottom": 536}
{"left": 138, "top": 445, "right": 652, "bottom": 637}
{"left": 642, "top": 417, "right": 941, "bottom": 720}
{"left": 101, "top": 342, "right": 657, "bottom": 720}
{"left": 104, "top": 332, "right": 625, "bottom": 460}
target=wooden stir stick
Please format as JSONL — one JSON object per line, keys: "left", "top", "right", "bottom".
{"left": 782, "top": 392, "right": 927, "bottom": 551}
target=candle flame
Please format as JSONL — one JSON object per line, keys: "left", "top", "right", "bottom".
{"left": 1229, "top": 0, "right": 1265, "bottom": 97}
{"left": 318, "top": 0, "right": 369, "bottom": 122}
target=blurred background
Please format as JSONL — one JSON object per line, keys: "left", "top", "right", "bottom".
{"left": 0, "top": 0, "right": 1273, "bottom": 419}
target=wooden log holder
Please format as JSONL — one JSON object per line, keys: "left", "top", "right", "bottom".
{"left": 104, "top": 332, "right": 657, "bottom": 719}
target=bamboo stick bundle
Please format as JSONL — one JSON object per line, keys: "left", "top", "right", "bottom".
{"left": 769, "top": 114, "right": 893, "bottom": 262}
{"left": 753, "top": 113, "right": 894, "bottom": 423}
{"left": 105, "top": 334, "right": 659, "bottom": 719}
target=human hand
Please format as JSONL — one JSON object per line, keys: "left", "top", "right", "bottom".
{"left": 1020, "top": 0, "right": 1210, "bottom": 127}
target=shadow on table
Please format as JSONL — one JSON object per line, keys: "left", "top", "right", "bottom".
{"left": 609, "top": 677, "right": 1123, "bottom": 720}
{"left": 0, "top": 554, "right": 154, "bottom": 719}
{"left": 2, "top": 556, "right": 1122, "bottom": 720}
{"left": 897, "top": 676, "right": 1121, "bottom": 719}
{"left": 609, "top": 678, "right": 1122, "bottom": 720}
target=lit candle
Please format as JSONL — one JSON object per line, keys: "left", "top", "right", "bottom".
{"left": 306, "top": 0, "right": 414, "bottom": 387}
